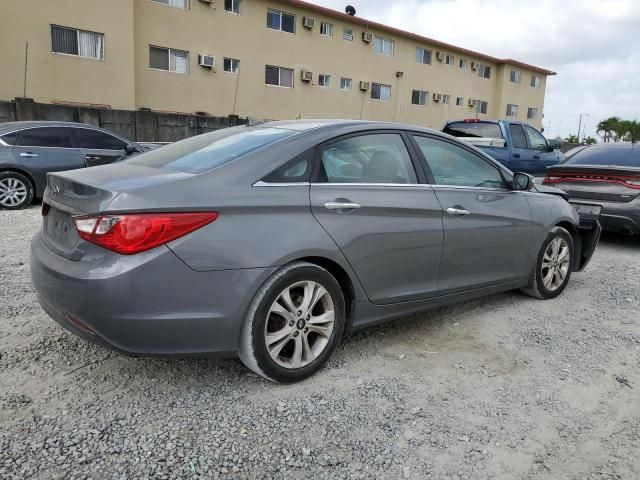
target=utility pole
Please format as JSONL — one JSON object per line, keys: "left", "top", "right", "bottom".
{"left": 577, "top": 113, "right": 589, "bottom": 143}
{"left": 23, "top": 42, "right": 29, "bottom": 98}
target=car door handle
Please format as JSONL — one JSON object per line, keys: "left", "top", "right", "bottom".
{"left": 446, "top": 207, "right": 471, "bottom": 216}
{"left": 84, "top": 155, "right": 103, "bottom": 160}
{"left": 533, "top": 155, "right": 540, "bottom": 160}
{"left": 324, "top": 201, "right": 362, "bottom": 211}
{"left": 19, "top": 152, "right": 38, "bottom": 158}
{"left": 513, "top": 153, "right": 521, "bottom": 158}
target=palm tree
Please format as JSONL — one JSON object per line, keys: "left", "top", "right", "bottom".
{"left": 565, "top": 134, "right": 579, "bottom": 143}
{"left": 597, "top": 117, "right": 620, "bottom": 143}
{"left": 626, "top": 120, "right": 640, "bottom": 142}
{"left": 613, "top": 120, "right": 631, "bottom": 142}
{"left": 583, "top": 136, "right": 597, "bottom": 145}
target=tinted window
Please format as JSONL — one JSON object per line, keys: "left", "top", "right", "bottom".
{"left": 509, "top": 124, "right": 528, "bottom": 149}
{"left": 563, "top": 146, "right": 640, "bottom": 167}
{"left": 17, "top": 127, "right": 73, "bottom": 148}
{"left": 263, "top": 148, "right": 314, "bottom": 183}
{"left": 1, "top": 131, "right": 19, "bottom": 146}
{"left": 72, "top": 128, "right": 127, "bottom": 150}
{"left": 320, "top": 134, "right": 417, "bottom": 184}
{"left": 413, "top": 136, "right": 504, "bottom": 188}
{"left": 129, "top": 127, "right": 294, "bottom": 173}
{"left": 525, "top": 126, "right": 547, "bottom": 150}
{"left": 443, "top": 122, "right": 503, "bottom": 139}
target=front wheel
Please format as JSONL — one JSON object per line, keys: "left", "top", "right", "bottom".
{"left": 521, "top": 226, "right": 574, "bottom": 299}
{"left": 238, "top": 262, "right": 346, "bottom": 383}
{"left": 0, "top": 172, "right": 34, "bottom": 209}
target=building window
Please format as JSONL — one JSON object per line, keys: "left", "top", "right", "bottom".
{"left": 149, "top": 46, "right": 189, "bottom": 74}
{"left": 373, "top": 36, "right": 394, "bottom": 56}
{"left": 371, "top": 83, "right": 391, "bottom": 101}
{"left": 320, "top": 22, "right": 333, "bottom": 37}
{"left": 477, "top": 100, "right": 488, "bottom": 114}
{"left": 531, "top": 75, "right": 541, "bottom": 87}
{"left": 318, "top": 74, "right": 331, "bottom": 87}
{"left": 459, "top": 59, "right": 467, "bottom": 69}
{"left": 224, "top": 0, "right": 240, "bottom": 14}
{"left": 342, "top": 28, "right": 354, "bottom": 41}
{"left": 340, "top": 77, "right": 352, "bottom": 91}
{"left": 267, "top": 9, "right": 295, "bottom": 33}
{"left": 478, "top": 64, "right": 491, "bottom": 79}
{"left": 456, "top": 97, "right": 464, "bottom": 106}
{"left": 442, "top": 94, "right": 451, "bottom": 104}
{"left": 51, "top": 26, "right": 104, "bottom": 59}
{"left": 223, "top": 57, "right": 240, "bottom": 73}
{"left": 445, "top": 54, "right": 454, "bottom": 66}
{"left": 415, "top": 47, "right": 432, "bottom": 65}
{"left": 506, "top": 104, "right": 518, "bottom": 117}
{"left": 265, "top": 65, "right": 294, "bottom": 88}
{"left": 151, "top": 0, "right": 188, "bottom": 9}
{"left": 527, "top": 107, "right": 538, "bottom": 120}
{"left": 510, "top": 70, "right": 522, "bottom": 83}
{"left": 411, "top": 90, "right": 428, "bottom": 106}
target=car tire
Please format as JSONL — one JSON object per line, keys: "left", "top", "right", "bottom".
{"left": 521, "top": 226, "right": 574, "bottom": 300}
{"left": 0, "top": 171, "right": 34, "bottom": 210}
{"left": 238, "top": 261, "right": 346, "bottom": 383}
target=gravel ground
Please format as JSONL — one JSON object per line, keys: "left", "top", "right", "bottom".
{"left": 1, "top": 206, "right": 639, "bottom": 480}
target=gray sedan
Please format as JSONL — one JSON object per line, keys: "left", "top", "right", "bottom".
{"left": 30, "top": 120, "right": 600, "bottom": 383}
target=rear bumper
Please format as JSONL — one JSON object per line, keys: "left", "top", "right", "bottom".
{"left": 30, "top": 232, "right": 275, "bottom": 357}
{"left": 570, "top": 199, "right": 640, "bottom": 235}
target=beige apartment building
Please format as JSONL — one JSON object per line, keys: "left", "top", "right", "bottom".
{"left": 0, "top": 0, "right": 555, "bottom": 129}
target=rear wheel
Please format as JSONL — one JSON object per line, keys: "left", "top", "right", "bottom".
{"left": 521, "top": 226, "right": 573, "bottom": 299}
{"left": 0, "top": 172, "right": 34, "bottom": 209}
{"left": 238, "top": 262, "right": 345, "bottom": 383}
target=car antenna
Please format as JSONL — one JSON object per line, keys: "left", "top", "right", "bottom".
{"left": 247, "top": 116, "right": 267, "bottom": 126}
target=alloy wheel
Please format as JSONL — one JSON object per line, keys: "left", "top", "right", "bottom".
{"left": 541, "top": 237, "right": 571, "bottom": 292}
{"left": 0, "top": 177, "right": 28, "bottom": 208}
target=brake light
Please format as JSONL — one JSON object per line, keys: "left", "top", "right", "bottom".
{"left": 74, "top": 212, "right": 218, "bottom": 255}
{"left": 543, "top": 173, "right": 640, "bottom": 189}
{"left": 463, "top": 118, "right": 481, "bottom": 123}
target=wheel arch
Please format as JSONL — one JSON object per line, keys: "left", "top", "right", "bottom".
{"left": 0, "top": 167, "right": 38, "bottom": 196}
{"left": 554, "top": 220, "right": 582, "bottom": 271}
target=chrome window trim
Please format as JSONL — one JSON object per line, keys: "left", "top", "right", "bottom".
{"left": 310, "top": 182, "right": 433, "bottom": 188}
{"left": 431, "top": 184, "right": 515, "bottom": 193}
{"left": 253, "top": 181, "right": 310, "bottom": 187}
{"left": 1, "top": 125, "right": 129, "bottom": 150}
{"left": 0, "top": 138, "right": 9, "bottom": 147}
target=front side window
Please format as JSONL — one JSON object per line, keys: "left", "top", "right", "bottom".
{"left": 320, "top": 22, "right": 333, "bottom": 37}
{"left": 371, "top": 83, "right": 391, "bottom": 101}
{"left": 320, "top": 133, "right": 417, "bottom": 184}
{"left": 531, "top": 75, "right": 541, "bottom": 87}
{"left": 416, "top": 47, "right": 432, "bottom": 65}
{"left": 413, "top": 135, "right": 504, "bottom": 189}
{"left": 509, "top": 124, "right": 528, "bottom": 149}
{"left": 17, "top": 127, "right": 73, "bottom": 148}
{"left": 525, "top": 126, "right": 547, "bottom": 150}
{"left": 265, "top": 65, "right": 294, "bottom": 88}
{"left": 151, "top": 0, "right": 188, "bottom": 8}
{"left": 267, "top": 9, "right": 295, "bottom": 33}
{"left": 340, "top": 77, "right": 352, "bottom": 91}
{"left": 318, "top": 74, "right": 331, "bottom": 88}
{"left": 374, "top": 36, "right": 394, "bottom": 56}
{"left": 224, "top": 0, "right": 240, "bottom": 14}
{"left": 149, "top": 46, "right": 189, "bottom": 74}
{"left": 411, "top": 90, "right": 428, "bottom": 106}
{"left": 51, "top": 26, "right": 104, "bottom": 59}
{"left": 510, "top": 70, "right": 522, "bottom": 83}
{"left": 224, "top": 57, "right": 240, "bottom": 73}
{"left": 506, "top": 104, "right": 518, "bottom": 117}
{"left": 527, "top": 107, "right": 538, "bottom": 120}
{"left": 342, "top": 28, "right": 354, "bottom": 41}
{"left": 71, "top": 128, "right": 127, "bottom": 150}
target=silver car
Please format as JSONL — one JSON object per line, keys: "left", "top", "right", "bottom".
{"left": 30, "top": 120, "right": 600, "bottom": 383}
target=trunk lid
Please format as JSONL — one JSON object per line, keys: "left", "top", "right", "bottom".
{"left": 544, "top": 165, "right": 640, "bottom": 203}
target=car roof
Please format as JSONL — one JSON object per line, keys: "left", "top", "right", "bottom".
{"left": 259, "top": 118, "right": 442, "bottom": 135}
{"left": 574, "top": 142, "right": 637, "bottom": 152}
{"left": 0, "top": 120, "right": 108, "bottom": 134}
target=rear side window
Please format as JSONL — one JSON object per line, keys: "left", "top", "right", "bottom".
{"left": 17, "top": 127, "right": 73, "bottom": 148}
{"left": 0, "top": 131, "right": 18, "bottom": 146}
{"left": 564, "top": 146, "right": 640, "bottom": 167}
{"left": 318, "top": 133, "right": 418, "bottom": 184}
{"left": 72, "top": 128, "right": 127, "bottom": 150}
{"left": 509, "top": 124, "right": 528, "bottom": 149}
{"left": 129, "top": 127, "right": 295, "bottom": 173}
{"left": 262, "top": 148, "right": 314, "bottom": 183}
{"left": 443, "top": 122, "right": 503, "bottom": 139}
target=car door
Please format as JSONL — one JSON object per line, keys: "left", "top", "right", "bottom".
{"left": 524, "top": 125, "right": 562, "bottom": 174}
{"left": 310, "top": 131, "right": 443, "bottom": 305}
{"left": 507, "top": 123, "right": 534, "bottom": 173}
{"left": 12, "top": 127, "right": 85, "bottom": 192}
{"left": 410, "top": 134, "right": 533, "bottom": 294}
{"left": 70, "top": 127, "right": 130, "bottom": 167}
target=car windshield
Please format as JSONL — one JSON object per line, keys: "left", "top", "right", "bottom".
{"left": 563, "top": 145, "right": 640, "bottom": 167}
{"left": 127, "top": 126, "right": 295, "bottom": 173}
{"left": 443, "top": 122, "right": 503, "bottom": 139}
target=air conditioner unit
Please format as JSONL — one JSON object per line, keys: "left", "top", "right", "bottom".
{"left": 436, "top": 52, "right": 445, "bottom": 61}
{"left": 359, "top": 81, "right": 371, "bottom": 92}
{"left": 198, "top": 54, "right": 215, "bottom": 68}
{"left": 301, "top": 70, "right": 313, "bottom": 82}
{"left": 433, "top": 93, "right": 442, "bottom": 102}
{"left": 362, "top": 32, "right": 373, "bottom": 43}
{"left": 303, "top": 17, "right": 315, "bottom": 29}
{"left": 198, "top": 0, "right": 213, "bottom": 4}
{"left": 470, "top": 61, "right": 479, "bottom": 70}
{"left": 468, "top": 98, "right": 477, "bottom": 107}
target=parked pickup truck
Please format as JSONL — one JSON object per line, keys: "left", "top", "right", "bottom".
{"left": 442, "top": 119, "right": 564, "bottom": 176}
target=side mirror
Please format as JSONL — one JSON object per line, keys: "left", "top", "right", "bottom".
{"left": 125, "top": 144, "right": 137, "bottom": 155}
{"left": 513, "top": 172, "right": 534, "bottom": 191}
{"left": 547, "top": 139, "right": 561, "bottom": 152}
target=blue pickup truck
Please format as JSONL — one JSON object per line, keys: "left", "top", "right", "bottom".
{"left": 442, "top": 119, "right": 564, "bottom": 176}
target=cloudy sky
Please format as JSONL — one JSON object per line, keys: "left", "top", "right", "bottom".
{"left": 314, "top": 0, "right": 639, "bottom": 141}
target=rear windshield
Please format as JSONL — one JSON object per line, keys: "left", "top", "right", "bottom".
{"left": 127, "top": 126, "right": 295, "bottom": 173}
{"left": 443, "top": 122, "right": 503, "bottom": 139}
{"left": 563, "top": 145, "right": 640, "bottom": 167}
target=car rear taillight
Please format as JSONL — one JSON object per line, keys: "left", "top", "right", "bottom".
{"left": 73, "top": 212, "right": 218, "bottom": 255}
{"left": 544, "top": 173, "right": 640, "bottom": 189}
